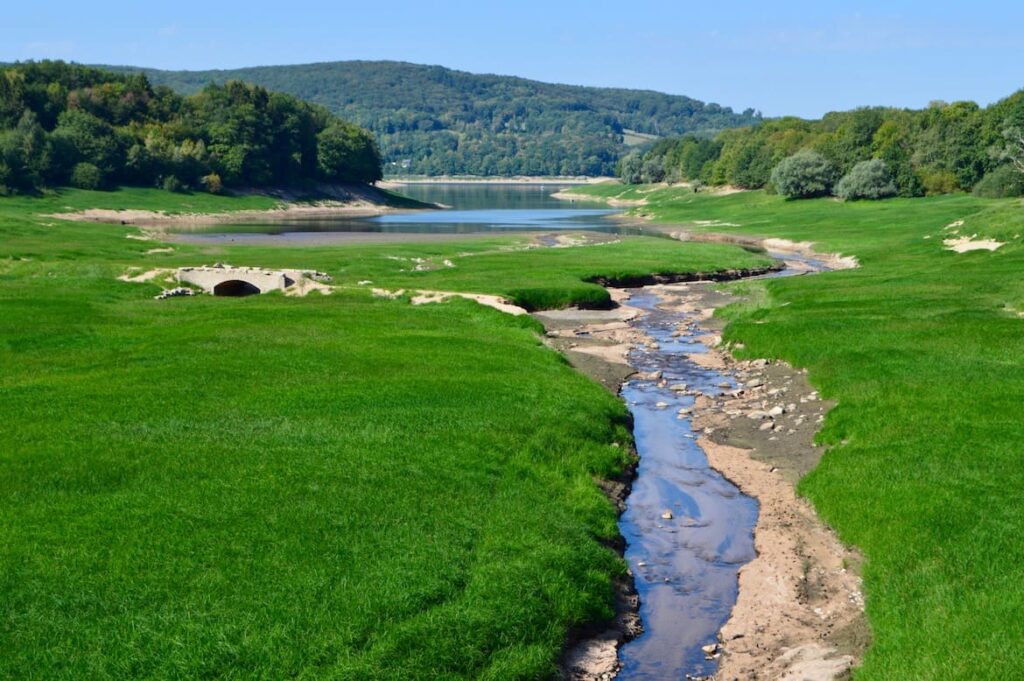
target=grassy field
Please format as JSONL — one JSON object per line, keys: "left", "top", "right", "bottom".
{"left": 572, "top": 183, "right": 1024, "bottom": 679}
{"left": 0, "top": 188, "right": 769, "bottom": 679}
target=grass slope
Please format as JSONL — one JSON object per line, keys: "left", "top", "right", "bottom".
{"left": 572, "top": 183, "right": 1024, "bottom": 678}
{"left": 0, "top": 187, "right": 767, "bottom": 679}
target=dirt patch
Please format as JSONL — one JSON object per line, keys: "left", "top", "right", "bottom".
{"left": 550, "top": 188, "right": 647, "bottom": 207}
{"left": 533, "top": 293, "right": 648, "bottom": 393}
{"left": 410, "top": 290, "right": 528, "bottom": 316}
{"left": 701, "top": 438, "right": 866, "bottom": 681}
{"left": 943, "top": 235, "right": 1005, "bottom": 253}
{"left": 51, "top": 203, "right": 402, "bottom": 228}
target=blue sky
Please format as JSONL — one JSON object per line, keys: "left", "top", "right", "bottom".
{"left": 4, "top": 1, "right": 1023, "bottom": 118}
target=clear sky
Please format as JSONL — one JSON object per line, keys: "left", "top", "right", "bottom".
{"left": 4, "top": 0, "right": 1022, "bottom": 118}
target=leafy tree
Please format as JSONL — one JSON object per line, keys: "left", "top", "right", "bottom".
{"left": 201, "top": 172, "right": 223, "bottom": 194}
{"left": 997, "top": 126, "right": 1024, "bottom": 175}
{"left": 317, "top": 122, "right": 382, "bottom": 183}
{"left": 770, "top": 150, "right": 837, "bottom": 199}
{"left": 69, "top": 162, "right": 103, "bottom": 189}
{"left": 617, "top": 152, "right": 643, "bottom": 184}
{"left": 641, "top": 156, "right": 665, "bottom": 183}
{"left": 835, "top": 159, "right": 897, "bottom": 200}
{"left": 973, "top": 164, "right": 1024, "bottom": 198}
{"left": 729, "top": 141, "right": 775, "bottom": 188}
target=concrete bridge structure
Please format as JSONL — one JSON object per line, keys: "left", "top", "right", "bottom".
{"left": 177, "top": 265, "right": 298, "bottom": 296}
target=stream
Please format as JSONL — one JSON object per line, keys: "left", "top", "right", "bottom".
{"left": 613, "top": 254, "right": 826, "bottom": 679}
{"left": 615, "top": 289, "right": 756, "bottom": 679}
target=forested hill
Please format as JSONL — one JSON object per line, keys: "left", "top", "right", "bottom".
{"left": 0, "top": 61, "right": 382, "bottom": 194}
{"left": 103, "top": 61, "right": 762, "bottom": 176}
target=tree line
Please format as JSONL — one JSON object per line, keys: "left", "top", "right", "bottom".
{"left": 0, "top": 61, "right": 383, "bottom": 194}
{"left": 618, "top": 91, "right": 1024, "bottom": 199}
{"left": 102, "top": 60, "right": 763, "bottom": 177}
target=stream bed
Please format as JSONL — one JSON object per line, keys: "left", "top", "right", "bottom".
{"left": 614, "top": 290, "right": 757, "bottom": 679}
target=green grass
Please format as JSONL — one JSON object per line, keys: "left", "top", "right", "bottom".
{"left": 572, "top": 183, "right": 1024, "bottom": 678}
{"left": 0, "top": 187, "right": 768, "bottom": 679}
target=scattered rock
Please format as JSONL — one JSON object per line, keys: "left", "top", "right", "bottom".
{"left": 154, "top": 287, "right": 195, "bottom": 300}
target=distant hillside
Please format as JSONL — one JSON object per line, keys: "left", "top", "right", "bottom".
{"left": 103, "top": 61, "right": 761, "bottom": 176}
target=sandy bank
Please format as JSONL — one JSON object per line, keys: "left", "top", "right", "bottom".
{"left": 656, "top": 281, "right": 868, "bottom": 680}
{"left": 50, "top": 202, "right": 415, "bottom": 228}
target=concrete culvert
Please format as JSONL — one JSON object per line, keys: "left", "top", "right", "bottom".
{"left": 213, "top": 280, "right": 261, "bottom": 297}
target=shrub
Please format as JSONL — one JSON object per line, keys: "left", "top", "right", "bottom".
{"left": 617, "top": 152, "right": 643, "bottom": 185}
{"left": 973, "top": 165, "right": 1024, "bottom": 198}
{"left": 770, "top": 150, "right": 837, "bottom": 199}
{"left": 161, "top": 175, "right": 184, "bottom": 193}
{"left": 200, "top": 172, "right": 223, "bottom": 194}
{"left": 920, "top": 170, "right": 959, "bottom": 195}
{"left": 69, "top": 162, "right": 104, "bottom": 190}
{"left": 836, "top": 159, "right": 898, "bottom": 200}
{"left": 641, "top": 157, "right": 665, "bottom": 183}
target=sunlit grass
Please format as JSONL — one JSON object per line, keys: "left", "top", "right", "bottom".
{"left": 0, "top": 187, "right": 767, "bottom": 678}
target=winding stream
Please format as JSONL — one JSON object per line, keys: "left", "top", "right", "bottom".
{"left": 616, "top": 290, "right": 757, "bottom": 679}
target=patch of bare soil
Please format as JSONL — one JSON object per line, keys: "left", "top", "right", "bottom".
{"left": 532, "top": 290, "right": 649, "bottom": 393}
{"left": 410, "top": 290, "right": 528, "bottom": 316}
{"left": 51, "top": 202, "right": 398, "bottom": 228}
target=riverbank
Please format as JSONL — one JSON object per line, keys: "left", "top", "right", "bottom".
{"left": 539, "top": 252, "right": 868, "bottom": 680}
{"left": 552, "top": 183, "right": 1024, "bottom": 679}
{"left": 48, "top": 182, "right": 440, "bottom": 227}
{"left": 51, "top": 201, "right": 422, "bottom": 227}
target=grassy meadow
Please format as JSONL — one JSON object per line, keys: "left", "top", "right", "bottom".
{"left": 572, "top": 183, "right": 1024, "bottom": 679}
{"left": 0, "top": 188, "right": 769, "bottom": 678}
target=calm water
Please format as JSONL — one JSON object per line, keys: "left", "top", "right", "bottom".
{"left": 616, "top": 292, "right": 757, "bottom": 679}
{"left": 172, "top": 183, "right": 651, "bottom": 243}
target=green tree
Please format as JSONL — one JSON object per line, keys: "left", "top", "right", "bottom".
{"left": 317, "top": 122, "right": 383, "bottom": 183}
{"left": 835, "top": 159, "right": 897, "bottom": 200}
{"left": 69, "top": 162, "right": 104, "bottom": 189}
{"left": 770, "top": 150, "right": 837, "bottom": 199}
{"left": 617, "top": 152, "right": 643, "bottom": 184}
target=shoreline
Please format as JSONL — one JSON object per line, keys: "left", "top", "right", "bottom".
{"left": 380, "top": 176, "right": 614, "bottom": 188}
{"left": 540, "top": 246, "right": 866, "bottom": 680}
{"left": 47, "top": 201, "right": 433, "bottom": 228}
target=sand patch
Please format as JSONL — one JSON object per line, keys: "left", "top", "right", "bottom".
{"left": 943, "top": 235, "right": 1005, "bottom": 253}
{"left": 410, "top": 290, "right": 528, "bottom": 316}
{"left": 701, "top": 438, "right": 864, "bottom": 681}
{"left": 761, "top": 238, "right": 860, "bottom": 270}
